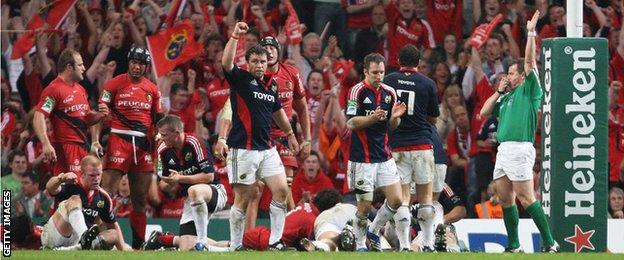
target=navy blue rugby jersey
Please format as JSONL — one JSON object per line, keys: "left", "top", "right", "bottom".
{"left": 53, "top": 182, "right": 115, "bottom": 227}
{"left": 345, "top": 81, "right": 397, "bottom": 163}
{"left": 225, "top": 66, "right": 282, "bottom": 150}
{"left": 157, "top": 133, "right": 217, "bottom": 197}
{"left": 384, "top": 69, "right": 439, "bottom": 150}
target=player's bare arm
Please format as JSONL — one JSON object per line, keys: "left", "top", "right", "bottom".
{"left": 33, "top": 110, "right": 56, "bottom": 162}
{"left": 524, "top": 11, "right": 539, "bottom": 74}
{"left": 214, "top": 98, "right": 232, "bottom": 161}
{"left": 107, "top": 222, "right": 131, "bottom": 251}
{"left": 161, "top": 169, "right": 215, "bottom": 185}
{"left": 222, "top": 22, "right": 248, "bottom": 72}
{"left": 45, "top": 172, "right": 78, "bottom": 196}
{"left": 293, "top": 97, "right": 312, "bottom": 158}
{"left": 479, "top": 76, "right": 508, "bottom": 118}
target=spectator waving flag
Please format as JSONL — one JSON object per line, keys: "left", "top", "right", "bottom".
{"left": 10, "top": 0, "right": 78, "bottom": 59}
{"left": 146, "top": 21, "right": 203, "bottom": 77}
{"left": 284, "top": 0, "right": 302, "bottom": 45}
{"left": 468, "top": 14, "right": 504, "bottom": 49}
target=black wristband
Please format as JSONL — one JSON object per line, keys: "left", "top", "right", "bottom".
{"left": 497, "top": 90, "right": 505, "bottom": 94}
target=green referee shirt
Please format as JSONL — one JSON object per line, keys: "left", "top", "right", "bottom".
{"left": 493, "top": 69, "right": 543, "bottom": 143}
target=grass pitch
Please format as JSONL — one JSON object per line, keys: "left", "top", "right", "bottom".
{"left": 8, "top": 250, "right": 621, "bottom": 260}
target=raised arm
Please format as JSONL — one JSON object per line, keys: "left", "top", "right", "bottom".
{"left": 346, "top": 0, "right": 378, "bottom": 14}
{"left": 250, "top": 5, "right": 271, "bottom": 34}
{"left": 222, "top": 22, "right": 248, "bottom": 72}
{"left": 1, "top": 6, "right": 10, "bottom": 54}
{"left": 473, "top": 0, "right": 482, "bottom": 23}
{"left": 501, "top": 23, "right": 521, "bottom": 60}
{"left": 524, "top": 11, "right": 540, "bottom": 74}
{"left": 86, "top": 35, "right": 112, "bottom": 82}
{"left": 35, "top": 31, "right": 52, "bottom": 77}
{"left": 145, "top": 0, "right": 165, "bottom": 17}
{"left": 123, "top": 11, "right": 146, "bottom": 46}
{"left": 585, "top": 0, "right": 608, "bottom": 29}
{"left": 619, "top": 3, "right": 624, "bottom": 57}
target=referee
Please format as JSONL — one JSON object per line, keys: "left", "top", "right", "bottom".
{"left": 479, "top": 11, "right": 558, "bottom": 253}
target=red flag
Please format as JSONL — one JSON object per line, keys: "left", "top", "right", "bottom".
{"left": 284, "top": 0, "right": 302, "bottom": 45}
{"left": 162, "top": 0, "right": 187, "bottom": 28}
{"left": 468, "top": 14, "right": 504, "bottom": 49}
{"left": 146, "top": 21, "right": 203, "bottom": 77}
{"left": 11, "top": 0, "right": 78, "bottom": 59}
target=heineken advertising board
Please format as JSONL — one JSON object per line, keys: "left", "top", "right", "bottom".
{"left": 540, "top": 38, "right": 608, "bottom": 252}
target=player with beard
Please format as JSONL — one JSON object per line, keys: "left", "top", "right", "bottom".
{"left": 216, "top": 22, "right": 300, "bottom": 251}
{"left": 33, "top": 49, "right": 109, "bottom": 176}
{"left": 95, "top": 46, "right": 164, "bottom": 248}
{"left": 236, "top": 36, "right": 312, "bottom": 229}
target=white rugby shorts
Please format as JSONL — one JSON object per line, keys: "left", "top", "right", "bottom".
{"left": 493, "top": 142, "right": 536, "bottom": 181}
{"left": 227, "top": 147, "right": 284, "bottom": 185}
{"left": 347, "top": 159, "right": 400, "bottom": 193}
{"left": 392, "top": 149, "right": 435, "bottom": 185}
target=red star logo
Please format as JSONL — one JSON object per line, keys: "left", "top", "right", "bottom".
{"left": 564, "top": 224, "right": 595, "bottom": 253}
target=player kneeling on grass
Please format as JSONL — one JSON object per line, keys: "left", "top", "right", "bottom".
{"left": 142, "top": 115, "right": 229, "bottom": 251}
{"left": 42, "top": 155, "right": 128, "bottom": 250}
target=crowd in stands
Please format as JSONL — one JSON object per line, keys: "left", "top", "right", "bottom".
{"left": 1, "top": 0, "right": 624, "bottom": 222}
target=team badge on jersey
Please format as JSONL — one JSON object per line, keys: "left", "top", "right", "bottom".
{"left": 385, "top": 95, "right": 392, "bottom": 104}
{"left": 97, "top": 200, "right": 105, "bottom": 208}
{"left": 41, "top": 96, "right": 55, "bottom": 113}
{"left": 146, "top": 94, "right": 152, "bottom": 103}
{"left": 346, "top": 100, "right": 357, "bottom": 116}
{"left": 271, "top": 84, "right": 277, "bottom": 93}
{"left": 185, "top": 152, "right": 192, "bottom": 161}
{"left": 101, "top": 90, "right": 112, "bottom": 103}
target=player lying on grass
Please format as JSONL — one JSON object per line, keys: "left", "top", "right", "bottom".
{"left": 143, "top": 189, "right": 342, "bottom": 251}
{"left": 240, "top": 188, "right": 342, "bottom": 251}
{"left": 42, "top": 155, "right": 128, "bottom": 250}
{"left": 299, "top": 201, "right": 359, "bottom": 252}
